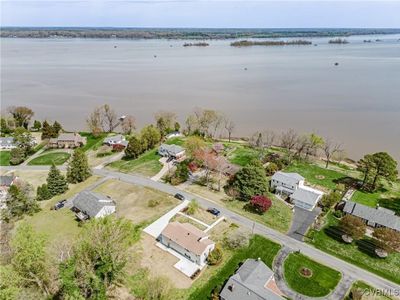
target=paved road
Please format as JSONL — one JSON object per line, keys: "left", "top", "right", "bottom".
{"left": 93, "top": 168, "right": 400, "bottom": 294}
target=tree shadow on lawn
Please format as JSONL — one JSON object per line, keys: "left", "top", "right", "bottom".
{"left": 379, "top": 197, "right": 400, "bottom": 216}
{"left": 333, "top": 176, "right": 389, "bottom": 195}
{"left": 324, "top": 225, "right": 348, "bottom": 243}
{"left": 243, "top": 202, "right": 264, "bottom": 215}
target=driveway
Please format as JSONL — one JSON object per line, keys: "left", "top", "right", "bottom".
{"left": 151, "top": 157, "right": 173, "bottom": 181}
{"left": 288, "top": 207, "right": 321, "bottom": 241}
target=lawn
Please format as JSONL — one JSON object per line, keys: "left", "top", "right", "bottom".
{"left": 187, "top": 235, "right": 281, "bottom": 300}
{"left": 166, "top": 137, "right": 185, "bottom": 146}
{"left": 93, "top": 179, "right": 179, "bottom": 224}
{"left": 227, "top": 146, "right": 259, "bottom": 166}
{"left": 284, "top": 161, "right": 347, "bottom": 191}
{"left": 28, "top": 152, "right": 71, "bottom": 165}
{"left": 107, "top": 149, "right": 163, "bottom": 177}
{"left": 17, "top": 176, "right": 101, "bottom": 248}
{"left": 0, "top": 151, "right": 11, "bottom": 166}
{"left": 345, "top": 281, "right": 396, "bottom": 300}
{"left": 185, "top": 184, "right": 292, "bottom": 233}
{"left": 283, "top": 252, "right": 341, "bottom": 297}
{"left": 308, "top": 212, "right": 400, "bottom": 284}
{"left": 351, "top": 180, "right": 400, "bottom": 210}
{"left": 80, "top": 132, "right": 107, "bottom": 152}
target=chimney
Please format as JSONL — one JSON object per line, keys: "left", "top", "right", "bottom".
{"left": 228, "top": 285, "right": 234, "bottom": 292}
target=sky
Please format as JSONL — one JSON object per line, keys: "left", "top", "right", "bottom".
{"left": 1, "top": 0, "right": 400, "bottom": 28}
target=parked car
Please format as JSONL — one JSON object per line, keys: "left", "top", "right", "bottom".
{"left": 207, "top": 207, "right": 221, "bottom": 216}
{"left": 54, "top": 199, "right": 67, "bottom": 210}
{"left": 174, "top": 193, "right": 185, "bottom": 200}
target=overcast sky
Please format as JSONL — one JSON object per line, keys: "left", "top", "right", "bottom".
{"left": 1, "top": 0, "right": 400, "bottom": 28}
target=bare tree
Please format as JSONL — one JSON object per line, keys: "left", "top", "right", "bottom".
{"left": 295, "top": 134, "right": 310, "bottom": 157}
{"left": 86, "top": 106, "right": 103, "bottom": 136}
{"left": 102, "top": 104, "right": 117, "bottom": 132}
{"left": 212, "top": 113, "right": 224, "bottom": 139}
{"left": 154, "top": 111, "right": 177, "bottom": 136}
{"left": 323, "top": 138, "right": 342, "bottom": 168}
{"left": 280, "top": 129, "right": 298, "bottom": 154}
{"left": 224, "top": 118, "right": 235, "bottom": 142}
{"left": 7, "top": 106, "right": 34, "bottom": 128}
{"left": 185, "top": 114, "right": 198, "bottom": 135}
{"left": 261, "top": 130, "right": 276, "bottom": 149}
{"left": 121, "top": 115, "right": 136, "bottom": 135}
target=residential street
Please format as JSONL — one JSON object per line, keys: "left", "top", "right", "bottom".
{"left": 2, "top": 164, "right": 399, "bottom": 293}
{"left": 93, "top": 168, "right": 400, "bottom": 293}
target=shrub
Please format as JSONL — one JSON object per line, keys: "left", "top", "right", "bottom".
{"left": 208, "top": 244, "right": 223, "bottom": 265}
{"left": 249, "top": 195, "right": 272, "bottom": 214}
{"left": 9, "top": 148, "right": 25, "bottom": 165}
{"left": 265, "top": 162, "right": 278, "bottom": 176}
{"left": 333, "top": 210, "right": 343, "bottom": 218}
{"left": 186, "top": 200, "right": 199, "bottom": 215}
{"left": 148, "top": 199, "right": 160, "bottom": 208}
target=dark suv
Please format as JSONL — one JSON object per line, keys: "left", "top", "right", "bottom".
{"left": 54, "top": 199, "right": 67, "bottom": 210}
{"left": 207, "top": 207, "right": 221, "bottom": 216}
{"left": 174, "top": 193, "right": 185, "bottom": 201}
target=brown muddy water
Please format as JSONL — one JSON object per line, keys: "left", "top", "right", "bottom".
{"left": 1, "top": 35, "right": 399, "bottom": 162}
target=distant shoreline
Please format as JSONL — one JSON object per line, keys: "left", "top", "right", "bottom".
{"left": 2, "top": 27, "right": 400, "bottom": 40}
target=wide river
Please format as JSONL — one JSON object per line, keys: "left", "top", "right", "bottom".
{"left": 1, "top": 35, "right": 399, "bottom": 163}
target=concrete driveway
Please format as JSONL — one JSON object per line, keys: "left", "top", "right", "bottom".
{"left": 288, "top": 207, "right": 321, "bottom": 241}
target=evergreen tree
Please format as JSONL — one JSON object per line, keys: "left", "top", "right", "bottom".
{"left": 52, "top": 121, "right": 62, "bottom": 136}
{"left": 47, "top": 164, "right": 68, "bottom": 196}
{"left": 33, "top": 120, "right": 42, "bottom": 131}
{"left": 231, "top": 162, "right": 269, "bottom": 201}
{"left": 2, "top": 183, "right": 39, "bottom": 222}
{"left": 9, "top": 148, "right": 26, "bottom": 165}
{"left": 36, "top": 184, "right": 53, "bottom": 201}
{"left": 124, "top": 135, "right": 144, "bottom": 159}
{"left": 41, "top": 121, "right": 53, "bottom": 139}
{"left": 0, "top": 118, "right": 11, "bottom": 135}
{"left": 67, "top": 149, "right": 91, "bottom": 183}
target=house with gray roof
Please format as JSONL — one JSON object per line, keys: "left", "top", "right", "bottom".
{"left": 271, "top": 171, "right": 323, "bottom": 211}
{"left": 158, "top": 144, "right": 186, "bottom": 161}
{"left": 103, "top": 134, "right": 126, "bottom": 146}
{"left": 271, "top": 171, "right": 305, "bottom": 194}
{"left": 48, "top": 133, "right": 86, "bottom": 149}
{"left": 72, "top": 190, "right": 116, "bottom": 220}
{"left": 343, "top": 201, "right": 400, "bottom": 232}
{"left": 0, "top": 137, "right": 17, "bottom": 149}
{"left": 220, "top": 259, "right": 284, "bottom": 300}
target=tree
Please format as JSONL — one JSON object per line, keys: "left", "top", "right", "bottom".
{"left": 47, "top": 164, "right": 68, "bottom": 196}
{"left": 86, "top": 106, "right": 103, "bottom": 136}
{"left": 265, "top": 162, "right": 278, "bottom": 176}
{"left": 67, "top": 149, "right": 91, "bottom": 184}
{"left": 102, "top": 104, "right": 117, "bottom": 132}
{"left": 294, "top": 134, "right": 310, "bottom": 158}
{"left": 7, "top": 106, "right": 34, "bottom": 128}
{"left": 185, "top": 136, "right": 206, "bottom": 156}
{"left": 280, "top": 129, "right": 298, "bottom": 155}
{"left": 52, "top": 121, "right": 62, "bottom": 136}
{"left": 155, "top": 111, "right": 176, "bottom": 137}
{"left": 1, "top": 182, "right": 39, "bottom": 222}
{"left": 186, "top": 200, "right": 199, "bottom": 215}
{"left": 33, "top": 120, "right": 42, "bottom": 131}
{"left": 357, "top": 154, "right": 375, "bottom": 188}
{"left": 125, "top": 135, "right": 144, "bottom": 159}
{"left": 9, "top": 148, "right": 26, "bottom": 165}
{"left": 372, "top": 227, "right": 400, "bottom": 253}
{"left": 169, "top": 162, "right": 189, "bottom": 185}
{"left": 249, "top": 195, "right": 272, "bottom": 213}
{"left": 185, "top": 114, "right": 198, "bottom": 135}
{"left": 13, "top": 127, "right": 34, "bottom": 153}
{"left": 59, "top": 217, "right": 136, "bottom": 299}
{"left": 224, "top": 118, "right": 235, "bottom": 142}
{"left": 41, "top": 120, "right": 54, "bottom": 139}
{"left": 370, "top": 152, "right": 398, "bottom": 190}
{"left": 36, "top": 184, "right": 52, "bottom": 201}
{"left": 231, "top": 163, "right": 269, "bottom": 201}
{"left": 174, "top": 121, "right": 181, "bottom": 132}
{"left": 121, "top": 115, "right": 136, "bottom": 135}
{"left": 1, "top": 117, "right": 12, "bottom": 135}
{"left": 10, "top": 223, "right": 53, "bottom": 295}
{"left": 207, "top": 244, "right": 223, "bottom": 265}
{"left": 320, "top": 191, "right": 341, "bottom": 208}
{"left": 323, "top": 138, "right": 342, "bottom": 168}
{"left": 305, "top": 133, "right": 324, "bottom": 158}
{"left": 141, "top": 125, "right": 161, "bottom": 150}
{"left": 339, "top": 215, "right": 366, "bottom": 240}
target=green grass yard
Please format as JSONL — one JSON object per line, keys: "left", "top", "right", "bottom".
{"left": 308, "top": 212, "right": 400, "bottom": 284}
{"left": 283, "top": 252, "right": 341, "bottom": 297}
{"left": 284, "top": 161, "right": 347, "bottom": 190}
{"left": 165, "top": 137, "right": 185, "bottom": 146}
{"left": 0, "top": 151, "right": 11, "bottom": 166}
{"left": 107, "top": 148, "right": 162, "bottom": 177}
{"left": 352, "top": 181, "right": 400, "bottom": 210}
{"left": 227, "top": 146, "right": 259, "bottom": 166}
{"left": 187, "top": 235, "right": 281, "bottom": 300}
{"left": 28, "top": 152, "right": 71, "bottom": 165}
{"left": 80, "top": 132, "right": 107, "bottom": 152}
{"left": 345, "top": 281, "right": 396, "bottom": 300}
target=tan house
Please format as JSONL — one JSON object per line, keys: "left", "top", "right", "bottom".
{"left": 159, "top": 222, "right": 215, "bottom": 266}
{"left": 48, "top": 133, "right": 86, "bottom": 149}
